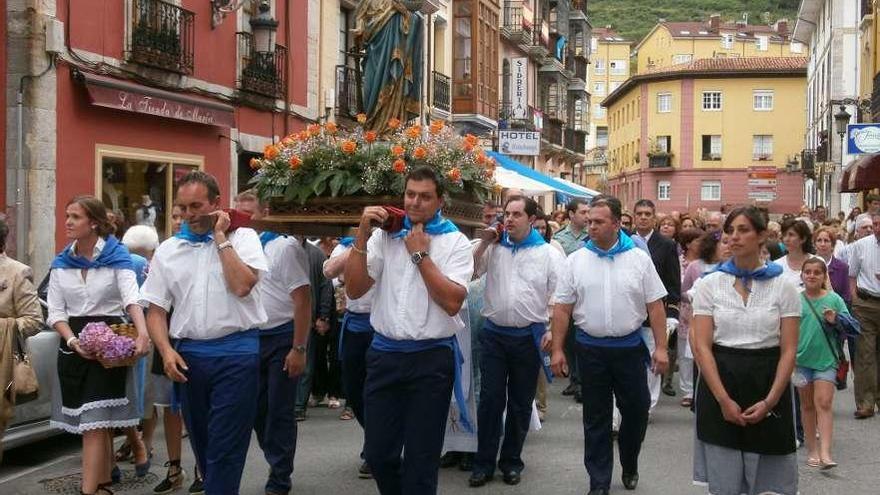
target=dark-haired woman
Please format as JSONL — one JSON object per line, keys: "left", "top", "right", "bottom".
{"left": 674, "top": 228, "right": 709, "bottom": 406}
{"left": 691, "top": 207, "right": 800, "bottom": 495}
{"left": 47, "top": 196, "right": 150, "bottom": 495}
{"left": 777, "top": 219, "right": 817, "bottom": 290}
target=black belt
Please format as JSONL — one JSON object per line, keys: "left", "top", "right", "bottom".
{"left": 857, "top": 289, "right": 880, "bottom": 302}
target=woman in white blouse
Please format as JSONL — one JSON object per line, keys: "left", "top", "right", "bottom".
{"left": 691, "top": 206, "right": 801, "bottom": 495}
{"left": 776, "top": 219, "right": 817, "bottom": 290}
{"left": 47, "top": 196, "right": 149, "bottom": 495}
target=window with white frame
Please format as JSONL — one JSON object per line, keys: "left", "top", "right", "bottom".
{"left": 701, "top": 181, "right": 721, "bottom": 201}
{"left": 610, "top": 60, "right": 627, "bottom": 75}
{"left": 701, "top": 135, "right": 722, "bottom": 160}
{"left": 755, "top": 35, "right": 768, "bottom": 51}
{"left": 672, "top": 54, "right": 693, "bottom": 64}
{"left": 594, "top": 58, "right": 606, "bottom": 75}
{"left": 657, "top": 181, "right": 671, "bottom": 201}
{"left": 702, "top": 91, "right": 722, "bottom": 111}
{"left": 752, "top": 135, "right": 773, "bottom": 160}
{"left": 593, "top": 82, "right": 606, "bottom": 96}
{"left": 720, "top": 33, "right": 734, "bottom": 49}
{"left": 657, "top": 93, "right": 671, "bottom": 113}
{"left": 753, "top": 90, "right": 773, "bottom": 111}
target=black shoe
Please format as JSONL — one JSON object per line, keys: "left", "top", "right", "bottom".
{"left": 294, "top": 410, "right": 307, "bottom": 422}
{"left": 458, "top": 453, "right": 474, "bottom": 471}
{"left": 358, "top": 461, "right": 373, "bottom": 479}
{"left": 188, "top": 476, "right": 204, "bottom": 495}
{"left": 502, "top": 471, "right": 521, "bottom": 485}
{"left": 562, "top": 383, "right": 579, "bottom": 396}
{"left": 662, "top": 383, "right": 676, "bottom": 397}
{"left": 439, "top": 451, "right": 462, "bottom": 468}
{"left": 574, "top": 390, "right": 583, "bottom": 403}
{"left": 468, "top": 472, "right": 493, "bottom": 487}
{"left": 587, "top": 489, "right": 609, "bottom": 495}
{"left": 622, "top": 472, "right": 639, "bottom": 490}
{"left": 153, "top": 461, "right": 186, "bottom": 494}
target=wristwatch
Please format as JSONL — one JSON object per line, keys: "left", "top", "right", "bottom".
{"left": 292, "top": 345, "right": 307, "bottom": 354}
{"left": 411, "top": 251, "right": 429, "bottom": 265}
{"left": 217, "top": 240, "right": 233, "bottom": 252}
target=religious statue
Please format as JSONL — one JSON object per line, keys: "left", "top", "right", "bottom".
{"left": 353, "top": 0, "right": 423, "bottom": 134}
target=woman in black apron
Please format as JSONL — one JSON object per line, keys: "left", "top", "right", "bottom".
{"left": 47, "top": 196, "right": 150, "bottom": 495}
{"left": 690, "top": 206, "right": 801, "bottom": 495}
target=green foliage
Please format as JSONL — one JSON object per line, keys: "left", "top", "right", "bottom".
{"left": 590, "top": 0, "right": 800, "bottom": 44}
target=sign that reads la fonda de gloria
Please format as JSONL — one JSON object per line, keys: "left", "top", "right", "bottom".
{"left": 847, "top": 123, "right": 880, "bottom": 154}
{"left": 499, "top": 130, "right": 541, "bottom": 156}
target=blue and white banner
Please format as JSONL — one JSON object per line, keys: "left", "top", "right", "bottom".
{"left": 847, "top": 123, "right": 880, "bottom": 154}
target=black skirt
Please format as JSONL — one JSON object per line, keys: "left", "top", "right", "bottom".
{"left": 695, "top": 344, "right": 796, "bottom": 456}
{"left": 57, "top": 315, "right": 128, "bottom": 413}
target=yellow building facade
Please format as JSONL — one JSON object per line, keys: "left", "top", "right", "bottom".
{"left": 603, "top": 57, "right": 807, "bottom": 213}
{"left": 635, "top": 16, "right": 804, "bottom": 74}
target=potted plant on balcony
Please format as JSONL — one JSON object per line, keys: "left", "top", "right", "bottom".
{"left": 647, "top": 140, "right": 673, "bottom": 168}
{"left": 248, "top": 117, "right": 497, "bottom": 234}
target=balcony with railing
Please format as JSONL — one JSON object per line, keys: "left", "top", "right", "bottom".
{"left": 528, "top": 18, "right": 550, "bottom": 59}
{"left": 565, "top": 128, "right": 586, "bottom": 155}
{"left": 565, "top": 52, "right": 588, "bottom": 81}
{"left": 336, "top": 65, "right": 362, "bottom": 119}
{"left": 432, "top": 71, "right": 451, "bottom": 113}
{"left": 648, "top": 154, "right": 673, "bottom": 169}
{"left": 237, "top": 33, "right": 287, "bottom": 99}
{"left": 129, "top": 0, "right": 195, "bottom": 74}
{"left": 499, "top": 102, "right": 537, "bottom": 130}
{"left": 540, "top": 76, "right": 567, "bottom": 122}
{"left": 502, "top": 5, "right": 531, "bottom": 45}
{"left": 543, "top": 119, "right": 563, "bottom": 147}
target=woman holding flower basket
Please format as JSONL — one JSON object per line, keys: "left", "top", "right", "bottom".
{"left": 47, "top": 196, "right": 150, "bottom": 495}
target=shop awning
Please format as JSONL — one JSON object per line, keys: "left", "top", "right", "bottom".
{"left": 486, "top": 151, "right": 593, "bottom": 202}
{"left": 556, "top": 177, "right": 601, "bottom": 198}
{"left": 493, "top": 166, "right": 558, "bottom": 195}
{"left": 77, "top": 71, "right": 236, "bottom": 128}
{"left": 840, "top": 154, "right": 880, "bottom": 192}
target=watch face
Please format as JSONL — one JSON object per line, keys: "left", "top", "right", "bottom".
{"left": 411, "top": 252, "right": 422, "bottom": 264}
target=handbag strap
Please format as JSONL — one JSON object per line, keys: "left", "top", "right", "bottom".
{"left": 802, "top": 293, "right": 842, "bottom": 363}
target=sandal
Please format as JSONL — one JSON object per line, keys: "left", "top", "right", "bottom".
{"left": 328, "top": 397, "right": 342, "bottom": 409}
{"left": 114, "top": 441, "right": 133, "bottom": 462}
{"left": 153, "top": 460, "right": 186, "bottom": 494}
{"left": 339, "top": 407, "right": 355, "bottom": 420}
{"left": 820, "top": 460, "right": 838, "bottom": 470}
{"left": 806, "top": 457, "right": 821, "bottom": 468}
{"left": 680, "top": 398, "right": 693, "bottom": 408}
{"left": 97, "top": 482, "right": 114, "bottom": 495}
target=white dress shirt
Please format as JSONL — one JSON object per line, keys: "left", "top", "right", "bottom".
{"left": 141, "top": 228, "right": 269, "bottom": 340}
{"left": 259, "top": 235, "right": 310, "bottom": 329}
{"left": 330, "top": 243, "right": 374, "bottom": 314}
{"left": 47, "top": 237, "right": 140, "bottom": 327}
{"left": 366, "top": 229, "right": 474, "bottom": 340}
{"left": 692, "top": 271, "right": 801, "bottom": 349}
{"left": 776, "top": 254, "right": 821, "bottom": 291}
{"left": 476, "top": 242, "right": 564, "bottom": 327}
{"left": 848, "top": 234, "right": 880, "bottom": 296}
{"left": 554, "top": 244, "right": 667, "bottom": 337}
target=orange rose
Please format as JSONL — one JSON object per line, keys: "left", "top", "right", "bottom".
{"left": 448, "top": 167, "right": 462, "bottom": 182}
{"left": 289, "top": 155, "right": 302, "bottom": 170}
{"left": 356, "top": 113, "right": 368, "bottom": 124}
{"left": 341, "top": 140, "right": 357, "bottom": 154}
{"left": 413, "top": 146, "right": 428, "bottom": 160}
{"left": 249, "top": 158, "right": 261, "bottom": 170}
{"left": 393, "top": 158, "right": 407, "bottom": 173}
{"left": 281, "top": 137, "right": 294, "bottom": 146}
{"left": 364, "top": 131, "right": 378, "bottom": 143}
{"left": 298, "top": 130, "right": 311, "bottom": 141}
{"left": 264, "top": 145, "right": 279, "bottom": 160}
{"left": 463, "top": 142, "right": 474, "bottom": 152}
{"left": 464, "top": 134, "right": 479, "bottom": 146}
{"left": 405, "top": 125, "right": 421, "bottom": 139}
{"left": 474, "top": 151, "right": 486, "bottom": 164}
{"left": 429, "top": 120, "right": 444, "bottom": 135}
{"left": 325, "top": 122, "right": 338, "bottom": 134}
{"left": 307, "top": 123, "right": 322, "bottom": 136}
{"left": 391, "top": 145, "right": 405, "bottom": 157}
{"left": 388, "top": 117, "right": 401, "bottom": 130}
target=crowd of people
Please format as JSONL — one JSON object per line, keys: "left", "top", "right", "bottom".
{"left": 0, "top": 167, "right": 878, "bottom": 495}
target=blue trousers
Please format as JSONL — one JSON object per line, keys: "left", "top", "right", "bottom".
{"left": 254, "top": 332, "right": 300, "bottom": 494}
{"left": 474, "top": 330, "right": 540, "bottom": 476}
{"left": 364, "top": 346, "right": 454, "bottom": 495}
{"left": 341, "top": 330, "right": 374, "bottom": 429}
{"left": 179, "top": 352, "right": 259, "bottom": 495}
{"left": 577, "top": 342, "right": 650, "bottom": 491}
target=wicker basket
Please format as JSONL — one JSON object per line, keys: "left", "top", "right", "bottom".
{"left": 99, "top": 323, "right": 140, "bottom": 369}
{"left": 254, "top": 196, "right": 485, "bottom": 238}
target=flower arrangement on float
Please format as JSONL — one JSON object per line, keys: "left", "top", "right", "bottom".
{"left": 248, "top": 115, "right": 499, "bottom": 205}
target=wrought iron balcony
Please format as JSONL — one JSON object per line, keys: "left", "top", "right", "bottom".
{"left": 336, "top": 65, "right": 362, "bottom": 118}
{"left": 800, "top": 149, "right": 816, "bottom": 177}
{"left": 502, "top": 5, "right": 531, "bottom": 45}
{"left": 543, "top": 119, "right": 563, "bottom": 147}
{"left": 565, "top": 128, "right": 586, "bottom": 155}
{"left": 648, "top": 154, "right": 672, "bottom": 168}
{"left": 237, "top": 33, "right": 287, "bottom": 99}
{"left": 499, "top": 102, "right": 537, "bottom": 130}
{"left": 432, "top": 71, "right": 451, "bottom": 113}
{"left": 130, "top": 0, "right": 194, "bottom": 74}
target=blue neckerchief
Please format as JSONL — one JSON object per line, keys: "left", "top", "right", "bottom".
{"left": 499, "top": 228, "right": 546, "bottom": 254}
{"left": 584, "top": 230, "right": 635, "bottom": 260}
{"left": 371, "top": 333, "right": 473, "bottom": 433}
{"left": 630, "top": 234, "right": 650, "bottom": 253}
{"left": 175, "top": 222, "right": 213, "bottom": 244}
{"left": 130, "top": 253, "right": 149, "bottom": 287}
{"left": 259, "top": 231, "right": 283, "bottom": 248}
{"left": 339, "top": 236, "right": 355, "bottom": 247}
{"left": 338, "top": 311, "right": 374, "bottom": 359}
{"left": 392, "top": 210, "right": 459, "bottom": 239}
{"left": 50, "top": 235, "right": 134, "bottom": 271}
{"left": 714, "top": 259, "right": 783, "bottom": 291}
{"left": 484, "top": 319, "right": 553, "bottom": 382}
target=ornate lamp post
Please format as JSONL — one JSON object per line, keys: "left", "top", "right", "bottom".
{"left": 250, "top": 0, "right": 278, "bottom": 54}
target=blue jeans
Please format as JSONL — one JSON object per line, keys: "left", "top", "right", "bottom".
{"left": 254, "top": 331, "right": 300, "bottom": 494}
{"left": 179, "top": 351, "right": 258, "bottom": 495}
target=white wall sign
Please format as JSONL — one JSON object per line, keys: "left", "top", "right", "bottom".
{"left": 510, "top": 57, "right": 528, "bottom": 120}
{"left": 499, "top": 130, "right": 541, "bottom": 156}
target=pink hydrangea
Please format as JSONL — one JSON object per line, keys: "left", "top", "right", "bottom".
{"left": 78, "top": 322, "right": 114, "bottom": 355}
{"left": 100, "top": 335, "right": 136, "bottom": 361}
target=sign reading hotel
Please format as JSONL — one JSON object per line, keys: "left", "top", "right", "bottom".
{"left": 510, "top": 58, "right": 528, "bottom": 120}
{"left": 847, "top": 123, "right": 880, "bottom": 154}
{"left": 747, "top": 166, "right": 777, "bottom": 202}
{"left": 499, "top": 130, "right": 540, "bottom": 156}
